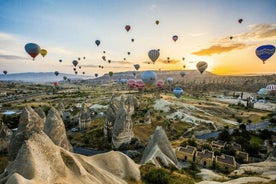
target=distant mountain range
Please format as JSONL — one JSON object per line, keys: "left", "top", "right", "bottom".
{"left": 0, "top": 72, "right": 94, "bottom": 83}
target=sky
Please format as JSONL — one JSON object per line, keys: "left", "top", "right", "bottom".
{"left": 0, "top": 0, "right": 276, "bottom": 76}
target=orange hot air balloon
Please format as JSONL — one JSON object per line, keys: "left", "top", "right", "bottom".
{"left": 40, "top": 49, "right": 47, "bottom": 57}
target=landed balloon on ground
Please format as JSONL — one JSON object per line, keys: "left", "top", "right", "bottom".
{"left": 173, "top": 87, "right": 184, "bottom": 98}
{"left": 255, "top": 45, "right": 275, "bottom": 64}
{"left": 24, "top": 43, "right": 41, "bottom": 60}
{"left": 148, "top": 49, "right": 160, "bottom": 63}
{"left": 135, "top": 79, "right": 145, "bottom": 91}
{"left": 196, "top": 61, "right": 208, "bottom": 74}
{"left": 156, "top": 80, "right": 164, "bottom": 89}
{"left": 127, "top": 79, "right": 136, "bottom": 89}
{"left": 167, "top": 77, "right": 173, "bottom": 84}
{"left": 141, "top": 70, "right": 157, "bottom": 88}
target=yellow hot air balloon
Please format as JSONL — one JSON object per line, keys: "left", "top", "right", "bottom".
{"left": 40, "top": 49, "right": 47, "bottom": 57}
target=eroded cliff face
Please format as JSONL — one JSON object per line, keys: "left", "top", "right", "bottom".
{"left": 104, "top": 94, "right": 139, "bottom": 148}
{"left": 0, "top": 121, "right": 12, "bottom": 153}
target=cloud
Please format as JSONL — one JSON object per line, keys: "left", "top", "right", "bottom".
{"left": 0, "top": 54, "right": 28, "bottom": 60}
{"left": 192, "top": 24, "right": 276, "bottom": 56}
{"left": 193, "top": 43, "right": 247, "bottom": 56}
{"left": 188, "top": 33, "right": 206, "bottom": 37}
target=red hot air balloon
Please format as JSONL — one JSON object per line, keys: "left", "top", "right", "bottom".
{"left": 127, "top": 79, "right": 136, "bottom": 89}
{"left": 24, "top": 43, "right": 41, "bottom": 60}
{"left": 125, "top": 25, "right": 131, "bottom": 32}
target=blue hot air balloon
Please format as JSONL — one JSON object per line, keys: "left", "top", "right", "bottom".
{"left": 24, "top": 43, "right": 41, "bottom": 60}
{"left": 141, "top": 70, "right": 157, "bottom": 88}
{"left": 95, "top": 40, "right": 101, "bottom": 46}
{"left": 173, "top": 87, "right": 183, "bottom": 98}
{"left": 255, "top": 45, "right": 275, "bottom": 64}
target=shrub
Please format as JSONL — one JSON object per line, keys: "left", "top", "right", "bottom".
{"left": 142, "top": 168, "right": 169, "bottom": 184}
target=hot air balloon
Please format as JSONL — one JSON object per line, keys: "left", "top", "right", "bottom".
{"left": 180, "top": 71, "right": 186, "bottom": 77}
{"left": 155, "top": 20, "right": 159, "bottom": 25}
{"left": 78, "top": 57, "right": 81, "bottom": 61}
{"left": 141, "top": 70, "right": 157, "bottom": 88}
{"left": 59, "top": 59, "right": 62, "bottom": 63}
{"left": 131, "top": 38, "right": 134, "bottom": 42}
{"left": 134, "top": 64, "right": 140, "bottom": 70}
{"left": 196, "top": 61, "right": 208, "bottom": 74}
{"left": 102, "top": 56, "right": 106, "bottom": 61}
{"left": 109, "top": 71, "right": 113, "bottom": 77}
{"left": 127, "top": 79, "right": 136, "bottom": 89}
{"left": 103, "top": 51, "right": 106, "bottom": 54}
{"left": 148, "top": 49, "right": 160, "bottom": 63}
{"left": 135, "top": 79, "right": 145, "bottom": 91}
{"left": 82, "top": 72, "right": 85, "bottom": 75}
{"left": 123, "top": 58, "right": 126, "bottom": 61}
{"left": 63, "top": 76, "right": 67, "bottom": 81}
{"left": 95, "top": 73, "right": 98, "bottom": 77}
{"left": 167, "top": 77, "right": 173, "bottom": 84}
{"left": 53, "top": 81, "right": 58, "bottom": 87}
{"left": 183, "top": 65, "right": 186, "bottom": 68}
{"left": 257, "top": 88, "right": 269, "bottom": 95}
{"left": 75, "top": 71, "right": 78, "bottom": 75}
{"left": 40, "top": 49, "right": 47, "bottom": 57}
{"left": 127, "top": 52, "right": 131, "bottom": 55}
{"left": 108, "top": 60, "right": 111, "bottom": 63}
{"left": 255, "top": 45, "right": 275, "bottom": 64}
{"left": 156, "top": 80, "right": 164, "bottom": 89}
{"left": 83, "top": 56, "right": 86, "bottom": 59}
{"left": 73, "top": 68, "right": 76, "bottom": 71}
{"left": 95, "top": 40, "right": 100, "bottom": 46}
{"left": 238, "top": 18, "right": 243, "bottom": 24}
{"left": 229, "top": 36, "right": 233, "bottom": 40}
{"left": 72, "top": 60, "right": 78, "bottom": 67}
{"left": 24, "top": 43, "right": 41, "bottom": 60}
{"left": 172, "top": 35, "right": 178, "bottom": 42}
{"left": 173, "top": 87, "right": 183, "bottom": 98}
{"left": 182, "top": 57, "right": 185, "bottom": 61}
{"left": 54, "top": 71, "right": 59, "bottom": 76}
{"left": 3, "top": 70, "right": 7, "bottom": 75}
{"left": 79, "top": 66, "right": 81, "bottom": 69}
{"left": 125, "top": 25, "right": 131, "bottom": 32}
{"left": 133, "top": 71, "right": 137, "bottom": 78}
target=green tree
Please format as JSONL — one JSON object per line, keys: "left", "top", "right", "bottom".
{"left": 218, "top": 129, "right": 231, "bottom": 142}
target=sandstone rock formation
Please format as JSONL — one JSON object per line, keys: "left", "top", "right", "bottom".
{"left": 104, "top": 95, "right": 139, "bottom": 148}
{"left": 34, "top": 107, "right": 46, "bottom": 121}
{"left": 0, "top": 132, "right": 140, "bottom": 184}
{"left": 140, "top": 126, "right": 178, "bottom": 168}
{"left": 79, "top": 103, "right": 91, "bottom": 129}
{"left": 44, "top": 107, "right": 72, "bottom": 151}
{"left": 144, "top": 109, "right": 152, "bottom": 124}
{"left": 0, "top": 121, "right": 12, "bottom": 153}
{"left": 8, "top": 105, "right": 44, "bottom": 160}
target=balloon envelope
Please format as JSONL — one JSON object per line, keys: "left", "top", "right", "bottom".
{"left": 3, "top": 70, "right": 7, "bottom": 75}
{"left": 173, "top": 87, "right": 183, "bottom": 98}
{"left": 95, "top": 40, "right": 100, "bottom": 46}
{"left": 148, "top": 49, "right": 160, "bottom": 63}
{"left": 167, "top": 77, "right": 173, "bottom": 84}
{"left": 156, "top": 80, "right": 164, "bottom": 89}
{"left": 180, "top": 71, "right": 186, "bottom": 77}
{"left": 72, "top": 60, "right": 78, "bottom": 67}
{"left": 134, "top": 64, "right": 140, "bottom": 70}
{"left": 141, "top": 70, "right": 157, "bottom": 88}
{"left": 54, "top": 71, "right": 59, "bottom": 76}
{"left": 24, "top": 43, "right": 41, "bottom": 60}
{"left": 255, "top": 45, "right": 275, "bottom": 64}
{"left": 127, "top": 79, "right": 136, "bottom": 89}
{"left": 172, "top": 35, "right": 178, "bottom": 42}
{"left": 125, "top": 25, "right": 131, "bottom": 32}
{"left": 40, "top": 49, "right": 47, "bottom": 57}
{"left": 196, "top": 61, "right": 208, "bottom": 74}
{"left": 155, "top": 20, "right": 159, "bottom": 25}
